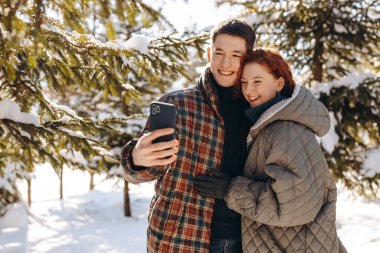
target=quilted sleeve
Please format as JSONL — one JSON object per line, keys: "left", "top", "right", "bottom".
{"left": 225, "top": 122, "right": 326, "bottom": 227}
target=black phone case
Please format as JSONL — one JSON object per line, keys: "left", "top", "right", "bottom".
{"left": 149, "top": 101, "right": 177, "bottom": 143}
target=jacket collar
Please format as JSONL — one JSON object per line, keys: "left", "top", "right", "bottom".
{"left": 197, "top": 67, "right": 222, "bottom": 119}
{"left": 247, "top": 85, "right": 331, "bottom": 145}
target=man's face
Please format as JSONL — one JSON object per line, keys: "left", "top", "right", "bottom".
{"left": 207, "top": 34, "right": 247, "bottom": 87}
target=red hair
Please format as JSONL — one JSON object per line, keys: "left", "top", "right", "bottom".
{"left": 237, "top": 48, "right": 296, "bottom": 98}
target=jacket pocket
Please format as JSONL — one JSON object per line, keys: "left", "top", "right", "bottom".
{"left": 148, "top": 195, "right": 184, "bottom": 238}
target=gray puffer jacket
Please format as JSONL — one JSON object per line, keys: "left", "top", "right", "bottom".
{"left": 225, "top": 85, "right": 347, "bottom": 253}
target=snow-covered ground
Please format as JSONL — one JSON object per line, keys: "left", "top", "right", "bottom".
{"left": 1, "top": 164, "right": 380, "bottom": 253}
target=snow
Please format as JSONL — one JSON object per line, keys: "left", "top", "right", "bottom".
{"left": 243, "top": 14, "right": 267, "bottom": 25}
{"left": 310, "top": 71, "right": 377, "bottom": 96}
{"left": 0, "top": 164, "right": 19, "bottom": 194}
{"left": 336, "top": 188, "right": 380, "bottom": 252}
{"left": 59, "top": 149, "right": 88, "bottom": 166}
{"left": 123, "top": 35, "right": 149, "bottom": 54}
{"left": 319, "top": 112, "right": 340, "bottom": 154}
{"left": 0, "top": 202, "right": 28, "bottom": 253}
{"left": 334, "top": 24, "right": 347, "bottom": 33}
{"left": 362, "top": 148, "right": 380, "bottom": 177}
{"left": 43, "top": 95, "right": 82, "bottom": 120}
{"left": 53, "top": 29, "right": 150, "bottom": 55}
{"left": 92, "top": 146, "right": 114, "bottom": 157}
{"left": 0, "top": 99, "right": 41, "bottom": 127}
{"left": 0, "top": 164, "right": 379, "bottom": 252}
{"left": 122, "top": 83, "right": 136, "bottom": 91}
{"left": 58, "top": 128, "right": 85, "bottom": 139}
{"left": 0, "top": 163, "right": 31, "bottom": 200}
{"left": 19, "top": 129, "right": 31, "bottom": 139}
{"left": 57, "top": 116, "right": 72, "bottom": 122}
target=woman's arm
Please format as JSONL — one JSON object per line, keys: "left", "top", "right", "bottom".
{"left": 225, "top": 122, "right": 326, "bottom": 227}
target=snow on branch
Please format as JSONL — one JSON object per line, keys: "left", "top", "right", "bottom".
{"left": 49, "top": 25, "right": 150, "bottom": 54}
{"left": 124, "top": 35, "right": 149, "bottom": 54}
{"left": 42, "top": 94, "right": 82, "bottom": 120}
{"left": 59, "top": 149, "right": 88, "bottom": 166}
{"left": 310, "top": 72, "right": 378, "bottom": 96}
{"left": 0, "top": 100, "right": 41, "bottom": 127}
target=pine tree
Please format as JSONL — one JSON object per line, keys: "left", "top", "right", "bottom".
{"left": 0, "top": 0, "right": 207, "bottom": 216}
{"left": 218, "top": 0, "right": 380, "bottom": 196}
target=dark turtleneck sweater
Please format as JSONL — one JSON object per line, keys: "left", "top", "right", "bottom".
{"left": 245, "top": 94, "right": 286, "bottom": 126}
{"left": 211, "top": 83, "right": 250, "bottom": 239}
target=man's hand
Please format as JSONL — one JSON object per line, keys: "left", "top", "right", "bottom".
{"left": 194, "top": 170, "right": 232, "bottom": 199}
{"left": 132, "top": 128, "right": 179, "bottom": 167}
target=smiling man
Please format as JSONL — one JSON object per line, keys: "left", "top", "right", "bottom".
{"left": 122, "top": 19, "right": 255, "bottom": 253}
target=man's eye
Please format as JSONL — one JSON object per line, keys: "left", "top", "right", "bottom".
{"left": 254, "top": 81, "right": 261, "bottom": 84}
{"left": 215, "top": 52, "right": 223, "bottom": 55}
{"left": 233, "top": 55, "right": 241, "bottom": 58}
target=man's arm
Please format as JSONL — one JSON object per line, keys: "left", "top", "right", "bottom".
{"left": 122, "top": 128, "right": 179, "bottom": 184}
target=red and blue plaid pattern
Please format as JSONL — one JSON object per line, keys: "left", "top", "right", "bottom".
{"left": 122, "top": 68, "right": 225, "bottom": 252}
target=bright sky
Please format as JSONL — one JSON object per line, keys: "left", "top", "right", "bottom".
{"left": 158, "top": 0, "right": 242, "bottom": 32}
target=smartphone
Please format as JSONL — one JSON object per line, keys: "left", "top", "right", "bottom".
{"left": 149, "top": 101, "right": 177, "bottom": 143}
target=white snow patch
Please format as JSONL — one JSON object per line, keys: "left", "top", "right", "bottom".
{"left": 361, "top": 149, "right": 380, "bottom": 177}
{"left": 243, "top": 14, "right": 267, "bottom": 24}
{"left": 58, "top": 116, "right": 72, "bottom": 122}
{"left": 319, "top": 112, "right": 340, "bottom": 154}
{"left": 334, "top": 24, "right": 347, "bottom": 33}
{"left": 0, "top": 163, "right": 26, "bottom": 194}
{"left": 336, "top": 183, "right": 380, "bottom": 252}
{"left": 19, "top": 129, "right": 31, "bottom": 139}
{"left": 311, "top": 72, "right": 377, "bottom": 96}
{"left": 93, "top": 146, "right": 114, "bottom": 157}
{"left": 0, "top": 165, "right": 378, "bottom": 252}
{"left": 122, "top": 83, "right": 136, "bottom": 91}
{"left": 43, "top": 95, "right": 82, "bottom": 120}
{"left": 108, "top": 165, "right": 124, "bottom": 176}
{"left": 123, "top": 35, "right": 149, "bottom": 54}
{"left": 60, "top": 149, "right": 88, "bottom": 166}
{"left": 0, "top": 100, "right": 41, "bottom": 127}
{"left": 58, "top": 128, "right": 85, "bottom": 138}
{"left": 0, "top": 202, "right": 28, "bottom": 253}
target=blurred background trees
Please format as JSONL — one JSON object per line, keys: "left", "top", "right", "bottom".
{"left": 0, "top": 0, "right": 207, "bottom": 216}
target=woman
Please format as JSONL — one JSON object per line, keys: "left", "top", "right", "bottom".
{"left": 224, "top": 48, "right": 347, "bottom": 252}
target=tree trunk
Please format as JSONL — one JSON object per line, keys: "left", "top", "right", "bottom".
{"left": 312, "top": 30, "right": 324, "bottom": 82}
{"left": 59, "top": 167, "right": 63, "bottom": 200}
{"left": 27, "top": 178, "right": 32, "bottom": 207}
{"left": 89, "top": 172, "right": 95, "bottom": 191}
{"left": 124, "top": 179, "right": 131, "bottom": 217}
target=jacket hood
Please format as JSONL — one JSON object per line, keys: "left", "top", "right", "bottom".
{"left": 247, "top": 85, "right": 331, "bottom": 144}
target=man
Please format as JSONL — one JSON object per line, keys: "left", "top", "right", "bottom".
{"left": 121, "top": 18, "right": 256, "bottom": 253}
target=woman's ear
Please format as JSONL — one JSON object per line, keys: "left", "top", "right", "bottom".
{"left": 206, "top": 47, "right": 211, "bottom": 62}
{"left": 277, "top": 77, "right": 285, "bottom": 92}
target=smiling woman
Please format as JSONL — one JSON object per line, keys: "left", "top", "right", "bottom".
{"left": 239, "top": 48, "right": 296, "bottom": 107}
{"left": 241, "top": 62, "right": 284, "bottom": 107}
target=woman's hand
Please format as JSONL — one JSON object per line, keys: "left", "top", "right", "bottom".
{"left": 194, "top": 170, "right": 232, "bottom": 199}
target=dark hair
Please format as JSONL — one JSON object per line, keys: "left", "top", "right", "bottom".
{"left": 210, "top": 18, "right": 256, "bottom": 52}
{"left": 237, "top": 48, "right": 296, "bottom": 98}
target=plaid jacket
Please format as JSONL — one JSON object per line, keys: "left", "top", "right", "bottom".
{"left": 122, "top": 68, "right": 227, "bottom": 252}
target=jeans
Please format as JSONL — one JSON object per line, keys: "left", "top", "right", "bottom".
{"left": 209, "top": 238, "right": 243, "bottom": 253}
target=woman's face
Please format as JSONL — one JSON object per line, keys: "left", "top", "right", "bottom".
{"left": 241, "top": 62, "right": 284, "bottom": 107}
